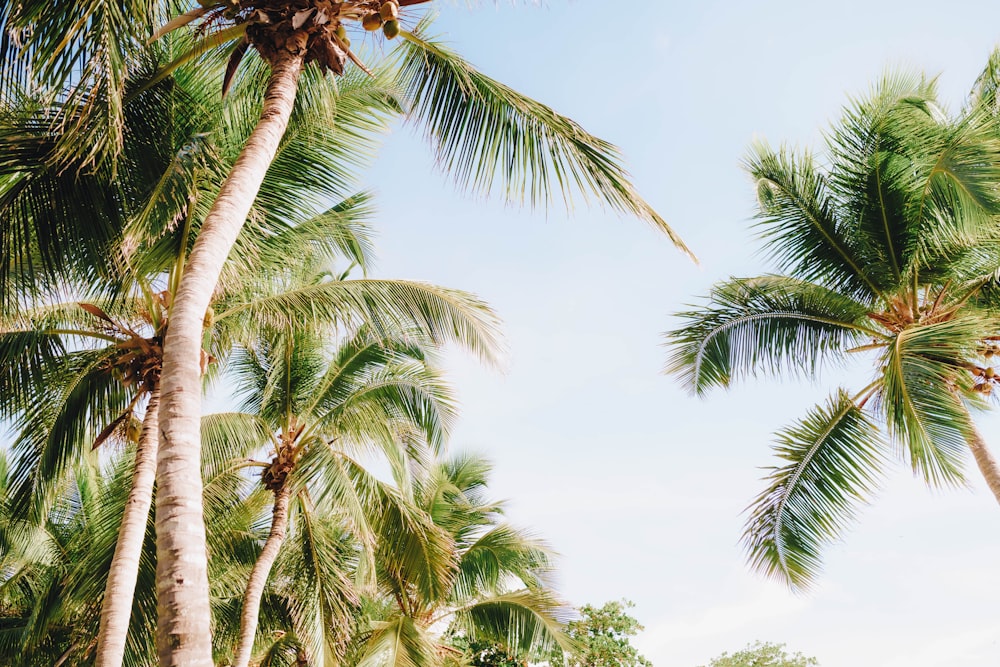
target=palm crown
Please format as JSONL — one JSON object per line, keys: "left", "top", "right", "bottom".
{"left": 667, "top": 73, "right": 1000, "bottom": 588}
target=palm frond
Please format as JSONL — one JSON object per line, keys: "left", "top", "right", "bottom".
{"left": 879, "top": 315, "right": 989, "bottom": 486}
{"left": 395, "top": 27, "right": 692, "bottom": 257}
{"left": 215, "top": 278, "right": 504, "bottom": 367}
{"left": 746, "top": 142, "right": 881, "bottom": 302}
{"left": 356, "top": 616, "right": 438, "bottom": 667}
{"left": 827, "top": 72, "right": 939, "bottom": 289}
{"left": 450, "top": 589, "right": 573, "bottom": 656}
{"left": 453, "top": 524, "right": 553, "bottom": 600}
{"left": 666, "top": 275, "right": 874, "bottom": 395}
{"left": 742, "top": 390, "right": 886, "bottom": 589}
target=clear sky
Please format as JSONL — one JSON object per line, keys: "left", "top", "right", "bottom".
{"left": 361, "top": 2, "right": 1000, "bottom": 666}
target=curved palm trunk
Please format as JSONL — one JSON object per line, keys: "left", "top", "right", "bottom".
{"left": 95, "top": 386, "right": 160, "bottom": 667}
{"left": 968, "top": 424, "right": 1000, "bottom": 506}
{"left": 233, "top": 485, "right": 293, "bottom": 667}
{"left": 155, "top": 53, "right": 304, "bottom": 667}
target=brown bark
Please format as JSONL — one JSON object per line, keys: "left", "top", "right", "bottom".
{"left": 968, "top": 424, "right": 1000, "bottom": 506}
{"left": 155, "top": 53, "right": 304, "bottom": 667}
{"left": 232, "top": 485, "right": 294, "bottom": 667}
{"left": 94, "top": 387, "right": 160, "bottom": 667}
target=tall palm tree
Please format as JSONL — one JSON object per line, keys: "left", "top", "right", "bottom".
{"left": 4, "top": 4, "right": 691, "bottom": 662}
{"left": 207, "top": 321, "right": 457, "bottom": 667}
{"left": 1, "top": 44, "right": 500, "bottom": 667}
{"left": 348, "top": 453, "right": 571, "bottom": 667}
{"left": 666, "top": 73, "right": 1000, "bottom": 589}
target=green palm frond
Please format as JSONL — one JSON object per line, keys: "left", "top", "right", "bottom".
{"left": 968, "top": 46, "right": 1000, "bottom": 116}
{"left": 201, "top": 412, "right": 274, "bottom": 479}
{"left": 214, "top": 278, "right": 504, "bottom": 367}
{"left": 278, "top": 504, "right": 359, "bottom": 666}
{"left": 666, "top": 276, "right": 874, "bottom": 395}
{"left": 356, "top": 615, "right": 438, "bottom": 667}
{"left": 742, "top": 390, "right": 886, "bottom": 589}
{"left": 900, "top": 107, "right": 1000, "bottom": 267}
{"left": 453, "top": 524, "right": 553, "bottom": 600}
{"left": 0, "top": 115, "right": 129, "bottom": 306}
{"left": 312, "top": 352, "right": 457, "bottom": 457}
{"left": 240, "top": 192, "right": 378, "bottom": 276}
{"left": 827, "top": 72, "right": 939, "bottom": 288}
{"left": 879, "top": 316, "right": 989, "bottom": 485}
{"left": 395, "top": 27, "right": 692, "bottom": 257}
{"left": 8, "top": 347, "right": 131, "bottom": 520}
{"left": 373, "top": 485, "right": 458, "bottom": 607}
{"left": 450, "top": 589, "right": 573, "bottom": 656}
{"left": 746, "top": 142, "right": 881, "bottom": 302}
{"left": 0, "top": 0, "right": 162, "bottom": 168}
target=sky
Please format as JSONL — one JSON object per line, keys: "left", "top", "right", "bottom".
{"left": 357, "top": 1, "right": 1000, "bottom": 666}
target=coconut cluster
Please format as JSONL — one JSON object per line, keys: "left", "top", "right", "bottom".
{"left": 973, "top": 344, "right": 1000, "bottom": 395}
{"left": 237, "top": 0, "right": 407, "bottom": 75}
{"left": 361, "top": 0, "right": 401, "bottom": 40}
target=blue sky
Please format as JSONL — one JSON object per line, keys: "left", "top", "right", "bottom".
{"left": 361, "top": 1, "right": 1000, "bottom": 665}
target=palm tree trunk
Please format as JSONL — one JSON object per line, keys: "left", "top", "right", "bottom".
{"left": 155, "top": 52, "right": 304, "bottom": 667}
{"left": 968, "top": 424, "right": 1000, "bottom": 505}
{"left": 233, "top": 485, "right": 293, "bottom": 667}
{"left": 95, "top": 386, "right": 160, "bottom": 667}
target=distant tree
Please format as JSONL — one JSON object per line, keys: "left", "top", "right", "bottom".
{"left": 551, "top": 600, "right": 652, "bottom": 667}
{"left": 700, "top": 641, "right": 817, "bottom": 667}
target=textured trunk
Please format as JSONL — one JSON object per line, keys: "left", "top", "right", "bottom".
{"left": 232, "top": 485, "right": 293, "bottom": 667}
{"left": 95, "top": 386, "right": 160, "bottom": 667}
{"left": 155, "top": 53, "right": 304, "bottom": 667}
{"left": 968, "top": 424, "right": 1000, "bottom": 506}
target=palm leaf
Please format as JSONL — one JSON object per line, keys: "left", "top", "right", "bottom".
{"left": 742, "top": 390, "right": 886, "bottom": 589}
{"left": 395, "top": 28, "right": 692, "bottom": 257}
{"left": 355, "top": 616, "right": 438, "bottom": 667}
{"left": 746, "top": 142, "right": 882, "bottom": 302}
{"left": 214, "top": 278, "right": 504, "bottom": 367}
{"left": 450, "top": 589, "right": 573, "bottom": 655}
{"left": 879, "top": 315, "right": 988, "bottom": 485}
{"left": 666, "top": 275, "right": 874, "bottom": 395}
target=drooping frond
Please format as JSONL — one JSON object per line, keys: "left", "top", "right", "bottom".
{"left": 373, "top": 486, "right": 458, "bottom": 607}
{"left": 666, "top": 276, "right": 874, "bottom": 395}
{"left": 278, "top": 502, "right": 359, "bottom": 666}
{"left": 450, "top": 589, "right": 573, "bottom": 656}
{"left": 214, "top": 278, "right": 504, "bottom": 367}
{"left": 0, "top": 0, "right": 162, "bottom": 168}
{"left": 8, "top": 347, "right": 131, "bottom": 520}
{"left": 452, "top": 524, "right": 553, "bottom": 600}
{"left": 742, "top": 390, "right": 886, "bottom": 589}
{"left": 879, "top": 315, "right": 989, "bottom": 486}
{"left": 395, "top": 27, "right": 692, "bottom": 257}
{"left": 355, "top": 615, "right": 438, "bottom": 667}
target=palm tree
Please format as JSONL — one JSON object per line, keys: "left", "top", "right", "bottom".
{"left": 348, "top": 453, "right": 571, "bottom": 667}
{"left": 205, "top": 320, "right": 457, "bottom": 667}
{"left": 666, "top": 73, "right": 1000, "bottom": 589}
{"left": 5, "top": 4, "right": 691, "bottom": 662}
{"left": 1, "top": 45, "right": 501, "bottom": 667}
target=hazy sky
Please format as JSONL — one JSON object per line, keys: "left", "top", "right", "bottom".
{"left": 361, "top": 2, "right": 1000, "bottom": 666}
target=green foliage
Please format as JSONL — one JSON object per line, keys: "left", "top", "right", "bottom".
{"left": 666, "top": 68, "right": 1000, "bottom": 588}
{"left": 699, "top": 641, "right": 818, "bottom": 667}
{"left": 450, "top": 638, "right": 527, "bottom": 667}
{"left": 550, "top": 600, "right": 652, "bottom": 667}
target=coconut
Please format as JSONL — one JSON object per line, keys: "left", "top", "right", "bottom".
{"left": 362, "top": 12, "right": 382, "bottom": 31}
{"left": 380, "top": 1, "right": 399, "bottom": 20}
{"left": 382, "top": 19, "right": 399, "bottom": 39}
